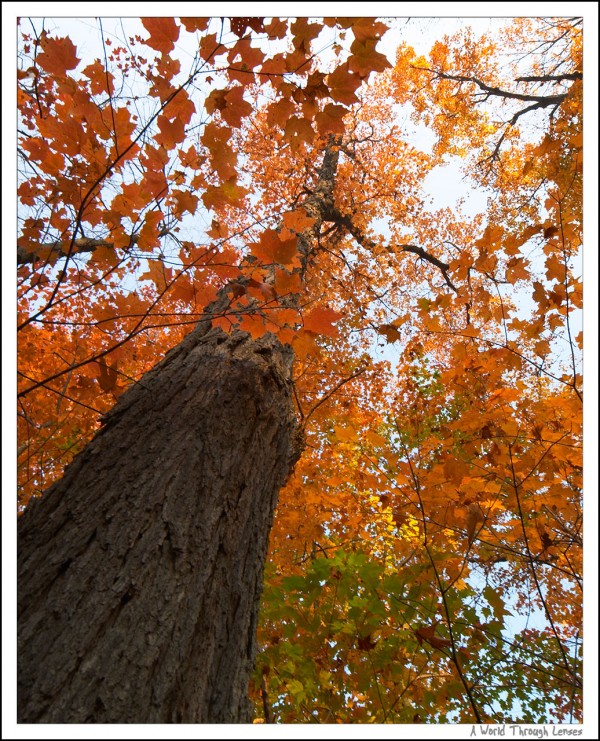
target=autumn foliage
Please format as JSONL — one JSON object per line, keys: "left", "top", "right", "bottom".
{"left": 17, "top": 16, "right": 582, "bottom": 723}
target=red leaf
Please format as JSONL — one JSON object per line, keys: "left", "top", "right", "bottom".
{"left": 303, "top": 307, "right": 342, "bottom": 337}
{"left": 37, "top": 36, "right": 80, "bottom": 77}
{"left": 180, "top": 18, "right": 209, "bottom": 34}
{"left": 230, "top": 18, "right": 264, "bottom": 38}
{"left": 156, "top": 115, "right": 186, "bottom": 150}
{"left": 83, "top": 60, "right": 115, "bottom": 95}
{"left": 141, "top": 17, "right": 180, "bottom": 54}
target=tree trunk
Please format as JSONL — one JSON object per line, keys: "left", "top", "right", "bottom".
{"left": 17, "top": 320, "right": 301, "bottom": 723}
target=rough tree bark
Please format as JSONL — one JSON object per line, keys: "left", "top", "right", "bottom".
{"left": 17, "top": 140, "right": 342, "bottom": 724}
{"left": 18, "top": 320, "right": 300, "bottom": 723}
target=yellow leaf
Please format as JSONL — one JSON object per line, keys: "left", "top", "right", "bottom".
{"left": 334, "top": 425, "right": 359, "bottom": 443}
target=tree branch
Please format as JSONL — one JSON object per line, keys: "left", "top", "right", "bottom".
{"left": 516, "top": 72, "right": 581, "bottom": 83}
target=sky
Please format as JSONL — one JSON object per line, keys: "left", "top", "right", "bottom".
{"left": 3, "top": 3, "right": 599, "bottom": 738}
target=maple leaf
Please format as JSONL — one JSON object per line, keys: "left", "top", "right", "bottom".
{"left": 290, "top": 18, "right": 322, "bottom": 54}
{"left": 180, "top": 17, "right": 209, "bottom": 33}
{"left": 348, "top": 38, "right": 391, "bottom": 78}
{"left": 250, "top": 230, "right": 297, "bottom": 267}
{"left": 349, "top": 18, "right": 389, "bottom": 43}
{"left": 162, "top": 90, "right": 196, "bottom": 125}
{"left": 141, "top": 17, "right": 180, "bottom": 54}
{"left": 199, "top": 33, "right": 220, "bottom": 62}
{"left": 274, "top": 268, "right": 302, "bottom": 297}
{"left": 505, "top": 257, "right": 530, "bottom": 284}
{"left": 37, "top": 35, "right": 80, "bottom": 77}
{"left": 221, "top": 87, "right": 253, "bottom": 128}
{"left": 315, "top": 103, "right": 348, "bottom": 136}
{"left": 156, "top": 115, "right": 186, "bottom": 150}
{"left": 282, "top": 209, "right": 316, "bottom": 233}
{"left": 466, "top": 503, "right": 485, "bottom": 545}
{"left": 140, "top": 169, "right": 168, "bottom": 201}
{"left": 83, "top": 60, "right": 115, "bottom": 96}
{"left": 266, "top": 98, "right": 296, "bottom": 129}
{"left": 379, "top": 324, "right": 402, "bottom": 344}
{"left": 201, "top": 178, "right": 248, "bottom": 210}
{"left": 327, "top": 64, "right": 362, "bottom": 105}
{"left": 284, "top": 116, "right": 315, "bottom": 150}
{"left": 334, "top": 425, "right": 359, "bottom": 443}
{"left": 171, "top": 189, "right": 198, "bottom": 217}
{"left": 201, "top": 122, "right": 237, "bottom": 180}
{"left": 303, "top": 307, "right": 343, "bottom": 337}
{"left": 230, "top": 18, "right": 264, "bottom": 38}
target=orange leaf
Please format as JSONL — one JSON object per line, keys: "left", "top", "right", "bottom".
{"left": 251, "top": 230, "right": 298, "bottom": 266}
{"left": 140, "top": 169, "right": 168, "bottom": 201}
{"left": 274, "top": 268, "right": 302, "bottom": 296}
{"left": 141, "top": 17, "right": 180, "bottom": 54}
{"left": 37, "top": 36, "right": 80, "bottom": 77}
{"left": 315, "top": 103, "right": 348, "bottom": 136}
{"left": 284, "top": 117, "right": 314, "bottom": 151}
{"left": 292, "top": 328, "right": 320, "bottom": 358}
{"left": 466, "top": 504, "right": 485, "bottom": 545}
{"left": 505, "top": 257, "right": 530, "bottom": 284}
{"left": 163, "top": 89, "right": 196, "bottom": 125}
{"left": 201, "top": 123, "right": 237, "bottom": 180}
{"left": 303, "top": 307, "right": 342, "bottom": 337}
{"left": 199, "top": 33, "right": 220, "bottom": 62}
{"left": 266, "top": 98, "right": 297, "bottom": 129}
{"left": 282, "top": 209, "right": 316, "bottom": 234}
{"left": 350, "top": 18, "right": 388, "bottom": 42}
{"left": 202, "top": 179, "right": 248, "bottom": 210}
{"left": 137, "top": 210, "right": 164, "bottom": 249}
{"left": 83, "top": 60, "right": 115, "bottom": 95}
{"left": 221, "top": 86, "right": 253, "bottom": 128}
{"left": 156, "top": 115, "right": 186, "bottom": 150}
{"left": 543, "top": 225, "right": 559, "bottom": 239}
{"left": 171, "top": 189, "right": 198, "bottom": 217}
{"left": 444, "top": 458, "right": 466, "bottom": 486}
{"left": 334, "top": 425, "right": 359, "bottom": 443}
{"left": 290, "top": 18, "right": 322, "bottom": 53}
{"left": 239, "top": 313, "right": 268, "bottom": 339}
{"left": 180, "top": 18, "right": 209, "bottom": 34}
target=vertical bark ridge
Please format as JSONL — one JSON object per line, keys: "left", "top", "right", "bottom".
{"left": 18, "top": 138, "right": 343, "bottom": 723}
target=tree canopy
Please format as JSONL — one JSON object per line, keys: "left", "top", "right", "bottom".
{"left": 16, "top": 15, "right": 584, "bottom": 725}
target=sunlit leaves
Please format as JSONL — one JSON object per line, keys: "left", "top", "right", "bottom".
{"left": 17, "top": 14, "right": 582, "bottom": 725}
{"left": 251, "top": 229, "right": 298, "bottom": 267}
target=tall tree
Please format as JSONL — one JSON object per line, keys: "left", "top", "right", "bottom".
{"left": 16, "top": 17, "right": 582, "bottom": 723}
